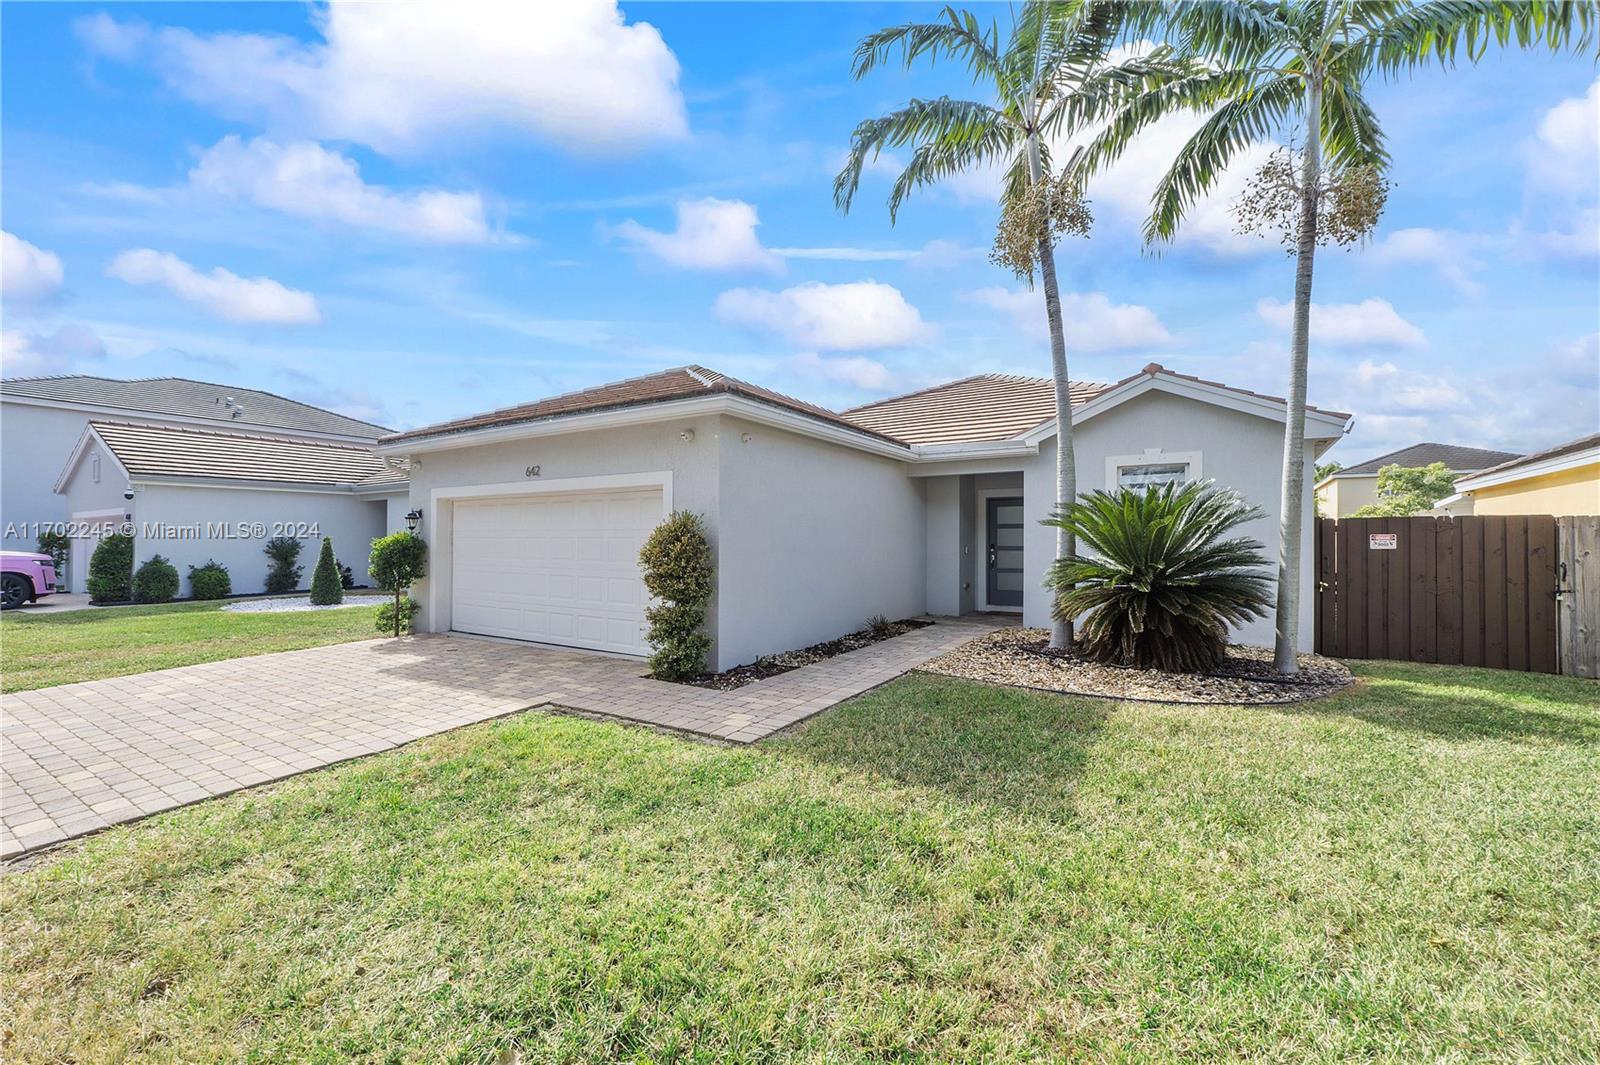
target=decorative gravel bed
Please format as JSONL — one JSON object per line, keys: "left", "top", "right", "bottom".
{"left": 683, "top": 618, "right": 934, "bottom": 691}
{"left": 918, "top": 627, "right": 1353, "bottom": 705}
{"left": 221, "top": 596, "right": 378, "bottom": 614}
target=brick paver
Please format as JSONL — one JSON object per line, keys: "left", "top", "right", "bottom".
{"left": 0, "top": 617, "right": 1003, "bottom": 857}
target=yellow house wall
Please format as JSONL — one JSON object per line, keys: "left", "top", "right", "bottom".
{"left": 1315, "top": 476, "right": 1380, "bottom": 517}
{"left": 1467, "top": 463, "right": 1600, "bottom": 515}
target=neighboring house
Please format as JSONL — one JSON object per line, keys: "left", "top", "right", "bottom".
{"left": 1443, "top": 433, "right": 1600, "bottom": 516}
{"left": 54, "top": 422, "right": 409, "bottom": 597}
{"left": 0, "top": 375, "right": 409, "bottom": 593}
{"left": 378, "top": 362, "right": 1351, "bottom": 670}
{"left": 1314, "top": 442, "right": 1521, "bottom": 517}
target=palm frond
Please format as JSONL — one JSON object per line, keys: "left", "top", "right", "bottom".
{"left": 851, "top": 7, "right": 1004, "bottom": 81}
{"left": 1362, "top": 0, "right": 1600, "bottom": 72}
{"left": 834, "top": 97, "right": 1011, "bottom": 215}
{"left": 1320, "top": 74, "right": 1387, "bottom": 168}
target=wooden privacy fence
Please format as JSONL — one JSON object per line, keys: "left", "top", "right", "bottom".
{"left": 1314, "top": 515, "right": 1561, "bottom": 673}
{"left": 1557, "top": 517, "right": 1599, "bottom": 679}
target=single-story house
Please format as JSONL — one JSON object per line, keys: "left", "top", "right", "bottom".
{"left": 1437, "top": 433, "right": 1600, "bottom": 516}
{"left": 1314, "top": 442, "right": 1521, "bottom": 518}
{"left": 55, "top": 421, "right": 409, "bottom": 597}
{"left": 3, "top": 374, "right": 404, "bottom": 588}
{"left": 377, "top": 362, "right": 1351, "bottom": 671}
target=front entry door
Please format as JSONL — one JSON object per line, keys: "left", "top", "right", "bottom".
{"left": 985, "top": 496, "right": 1024, "bottom": 609}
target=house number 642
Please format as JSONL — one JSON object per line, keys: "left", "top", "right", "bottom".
{"left": 525, "top": 465, "right": 541, "bottom": 478}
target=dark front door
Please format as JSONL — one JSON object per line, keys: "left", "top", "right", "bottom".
{"left": 986, "top": 496, "right": 1024, "bottom": 609}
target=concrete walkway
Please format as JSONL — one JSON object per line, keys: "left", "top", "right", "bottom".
{"left": 1, "top": 617, "right": 1002, "bottom": 857}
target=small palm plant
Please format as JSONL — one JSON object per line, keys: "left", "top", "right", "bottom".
{"left": 1045, "top": 481, "right": 1273, "bottom": 673}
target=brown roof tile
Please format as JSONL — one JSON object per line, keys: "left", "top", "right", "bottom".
{"left": 1459, "top": 432, "right": 1600, "bottom": 481}
{"left": 91, "top": 421, "right": 387, "bottom": 486}
{"left": 843, "top": 374, "right": 1104, "bottom": 445}
{"left": 382, "top": 365, "right": 907, "bottom": 447}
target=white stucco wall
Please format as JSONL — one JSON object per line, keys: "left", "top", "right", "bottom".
{"left": 400, "top": 415, "right": 722, "bottom": 655}
{"left": 57, "top": 435, "right": 135, "bottom": 593}
{"left": 714, "top": 414, "right": 924, "bottom": 668}
{"left": 1, "top": 403, "right": 89, "bottom": 552}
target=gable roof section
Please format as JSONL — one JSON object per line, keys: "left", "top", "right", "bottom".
{"left": 1454, "top": 432, "right": 1600, "bottom": 490}
{"left": 382, "top": 365, "right": 907, "bottom": 447}
{"left": 2, "top": 375, "right": 390, "bottom": 439}
{"left": 1324, "top": 442, "right": 1523, "bottom": 479}
{"left": 843, "top": 374, "right": 1104, "bottom": 445}
{"left": 83, "top": 421, "right": 388, "bottom": 487}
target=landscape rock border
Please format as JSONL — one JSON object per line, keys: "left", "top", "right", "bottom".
{"left": 919, "top": 627, "right": 1353, "bottom": 705}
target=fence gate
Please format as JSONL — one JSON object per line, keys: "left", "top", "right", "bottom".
{"left": 1314, "top": 516, "right": 1559, "bottom": 673}
{"left": 1556, "top": 516, "right": 1599, "bottom": 679}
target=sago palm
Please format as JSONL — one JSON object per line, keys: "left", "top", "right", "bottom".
{"left": 834, "top": 1, "right": 1175, "bottom": 650}
{"left": 1045, "top": 481, "right": 1273, "bottom": 673}
{"left": 1079, "top": 0, "right": 1597, "bottom": 673}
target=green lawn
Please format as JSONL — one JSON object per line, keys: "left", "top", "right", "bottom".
{"left": 3, "top": 663, "right": 1597, "bottom": 1062}
{"left": 0, "top": 599, "right": 382, "bottom": 692}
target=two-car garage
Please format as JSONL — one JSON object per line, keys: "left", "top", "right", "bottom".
{"left": 447, "top": 486, "right": 664, "bottom": 657}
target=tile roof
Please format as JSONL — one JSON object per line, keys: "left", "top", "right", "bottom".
{"left": 1103, "top": 362, "right": 1352, "bottom": 420}
{"left": 1327, "top": 442, "right": 1524, "bottom": 478}
{"left": 843, "top": 374, "right": 1104, "bottom": 445}
{"left": 1457, "top": 432, "right": 1600, "bottom": 481}
{"left": 382, "top": 365, "right": 908, "bottom": 446}
{"left": 355, "top": 460, "right": 411, "bottom": 489}
{"left": 89, "top": 421, "right": 388, "bottom": 487}
{"left": 3, "top": 375, "right": 389, "bottom": 438}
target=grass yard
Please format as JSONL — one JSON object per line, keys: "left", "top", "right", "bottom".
{"left": 3, "top": 662, "right": 1597, "bottom": 1062}
{"left": 0, "top": 599, "right": 382, "bottom": 693}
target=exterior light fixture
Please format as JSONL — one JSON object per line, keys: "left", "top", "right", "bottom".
{"left": 680, "top": 429, "right": 695, "bottom": 442}
{"left": 405, "top": 508, "right": 423, "bottom": 532}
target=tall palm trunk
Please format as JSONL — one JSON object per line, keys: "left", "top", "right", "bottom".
{"left": 1028, "top": 134, "right": 1076, "bottom": 651}
{"left": 1273, "top": 74, "right": 1322, "bottom": 675}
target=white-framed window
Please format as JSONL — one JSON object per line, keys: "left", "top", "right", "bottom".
{"left": 1106, "top": 449, "right": 1203, "bottom": 491}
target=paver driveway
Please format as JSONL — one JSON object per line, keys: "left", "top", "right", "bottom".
{"left": 1, "top": 617, "right": 1001, "bottom": 857}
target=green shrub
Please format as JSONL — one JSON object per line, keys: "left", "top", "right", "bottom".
{"left": 187, "top": 560, "right": 232, "bottom": 601}
{"left": 375, "top": 597, "right": 421, "bottom": 636}
{"left": 263, "top": 536, "right": 304, "bottom": 594}
{"left": 132, "top": 555, "right": 180, "bottom": 603}
{"left": 369, "top": 531, "right": 427, "bottom": 637}
{"left": 639, "top": 511, "right": 714, "bottom": 679}
{"left": 337, "top": 560, "right": 355, "bottom": 589}
{"left": 35, "top": 530, "right": 69, "bottom": 575}
{"left": 308, "top": 537, "right": 343, "bottom": 605}
{"left": 1045, "top": 481, "right": 1273, "bottom": 673}
{"left": 86, "top": 533, "right": 135, "bottom": 603}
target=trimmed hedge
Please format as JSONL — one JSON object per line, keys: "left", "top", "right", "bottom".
{"left": 133, "top": 555, "right": 180, "bottom": 604}
{"left": 86, "top": 533, "right": 135, "bottom": 603}
{"left": 187, "top": 560, "right": 232, "bottom": 601}
{"left": 639, "top": 511, "right": 714, "bottom": 680}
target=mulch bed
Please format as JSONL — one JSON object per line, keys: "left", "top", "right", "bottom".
{"left": 682, "top": 618, "right": 934, "bottom": 691}
{"left": 918, "top": 627, "right": 1353, "bottom": 705}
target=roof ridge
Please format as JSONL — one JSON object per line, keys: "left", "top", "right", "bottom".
{"left": 4, "top": 373, "right": 392, "bottom": 433}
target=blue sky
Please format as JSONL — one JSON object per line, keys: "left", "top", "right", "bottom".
{"left": 2, "top": 2, "right": 1596, "bottom": 463}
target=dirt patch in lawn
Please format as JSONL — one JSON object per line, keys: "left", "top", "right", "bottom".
{"left": 919, "top": 626, "right": 1353, "bottom": 705}
{"left": 682, "top": 618, "right": 934, "bottom": 691}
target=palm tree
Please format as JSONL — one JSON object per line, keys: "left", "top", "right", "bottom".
{"left": 834, "top": 1, "right": 1172, "bottom": 650}
{"left": 1081, "top": 0, "right": 1598, "bottom": 673}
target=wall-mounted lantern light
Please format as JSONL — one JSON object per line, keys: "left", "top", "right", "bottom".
{"left": 405, "top": 508, "right": 423, "bottom": 532}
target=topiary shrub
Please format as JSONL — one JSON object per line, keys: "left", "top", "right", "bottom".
{"left": 86, "top": 533, "right": 135, "bottom": 603}
{"left": 263, "top": 536, "right": 304, "bottom": 594}
{"left": 375, "top": 597, "right": 421, "bottom": 636}
{"left": 1045, "top": 481, "right": 1273, "bottom": 673}
{"left": 369, "top": 531, "right": 427, "bottom": 637}
{"left": 187, "top": 560, "right": 232, "bottom": 601}
{"left": 133, "top": 555, "right": 180, "bottom": 603}
{"left": 639, "top": 511, "right": 714, "bottom": 680}
{"left": 308, "top": 536, "right": 343, "bottom": 605}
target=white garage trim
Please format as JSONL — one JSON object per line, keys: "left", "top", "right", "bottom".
{"left": 426, "top": 472, "right": 673, "bottom": 651}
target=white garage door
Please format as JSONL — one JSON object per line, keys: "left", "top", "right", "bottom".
{"left": 450, "top": 488, "right": 662, "bottom": 655}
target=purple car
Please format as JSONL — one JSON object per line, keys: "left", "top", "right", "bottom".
{"left": 1, "top": 551, "right": 59, "bottom": 610}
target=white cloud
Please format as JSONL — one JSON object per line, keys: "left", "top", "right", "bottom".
{"left": 2, "top": 324, "right": 107, "bottom": 378}
{"left": 788, "top": 352, "right": 895, "bottom": 391}
{"left": 2, "top": 231, "right": 65, "bottom": 305}
{"left": 78, "top": 2, "right": 687, "bottom": 157}
{"left": 970, "top": 287, "right": 1173, "bottom": 351}
{"left": 771, "top": 239, "right": 984, "bottom": 268}
{"left": 1256, "top": 297, "right": 1427, "bottom": 349}
{"left": 1365, "top": 227, "right": 1486, "bottom": 296}
{"left": 106, "top": 250, "right": 322, "bottom": 325}
{"left": 1531, "top": 76, "right": 1599, "bottom": 194}
{"left": 612, "top": 198, "right": 781, "bottom": 272}
{"left": 714, "top": 280, "right": 930, "bottom": 351}
{"left": 190, "top": 136, "right": 494, "bottom": 244}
